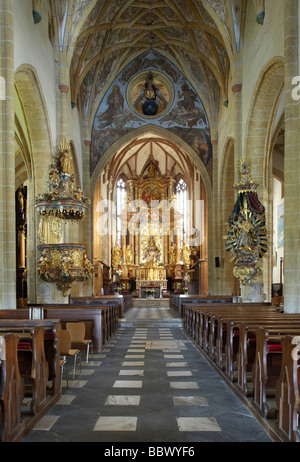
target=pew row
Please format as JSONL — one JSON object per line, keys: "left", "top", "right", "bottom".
{"left": 1, "top": 304, "right": 119, "bottom": 352}
{"left": 183, "top": 302, "right": 280, "bottom": 351}
{"left": 183, "top": 303, "right": 300, "bottom": 442}
{"left": 170, "top": 294, "right": 234, "bottom": 317}
{"left": 0, "top": 333, "right": 24, "bottom": 442}
{"left": 0, "top": 319, "right": 61, "bottom": 442}
{"left": 69, "top": 294, "right": 133, "bottom": 317}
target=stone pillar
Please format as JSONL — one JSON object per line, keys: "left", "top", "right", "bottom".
{"left": 56, "top": 49, "right": 71, "bottom": 141}
{"left": 283, "top": 0, "right": 300, "bottom": 313}
{"left": 232, "top": 82, "right": 243, "bottom": 183}
{"left": 79, "top": 130, "right": 93, "bottom": 295}
{"left": 0, "top": 0, "right": 16, "bottom": 309}
{"left": 208, "top": 120, "right": 220, "bottom": 295}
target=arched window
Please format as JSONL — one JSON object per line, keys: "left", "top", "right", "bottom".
{"left": 116, "top": 177, "right": 127, "bottom": 245}
{"left": 176, "top": 178, "right": 188, "bottom": 245}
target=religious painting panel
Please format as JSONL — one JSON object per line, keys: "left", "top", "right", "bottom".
{"left": 91, "top": 51, "right": 212, "bottom": 179}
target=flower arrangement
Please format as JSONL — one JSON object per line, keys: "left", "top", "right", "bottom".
{"left": 145, "top": 289, "right": 155, "bottom": 296}
{"left": 182, "top": 287, "right": 189, "bottom": 293}
{"left": 114, "top": 287, "right": 122, "bottom": 293}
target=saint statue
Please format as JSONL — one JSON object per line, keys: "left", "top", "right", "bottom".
{"left": 60, "top": 150, "right": 72, "bottom": 174}
{"left": 169, "top": 243, "right": 177, "bottom": 265}
{"left": 181, "top": 242, "right": 191, "bottom": 266}
{"left": 143, "top": 235, "right": 161, "bottom": 264}
{"left": 112, "top": 242, "right": 122, "bottom": 269}
{"left": 125, "top": 245, "right": 133, "bottom": 265}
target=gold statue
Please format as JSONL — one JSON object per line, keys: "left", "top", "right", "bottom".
{"left": 143, "top": 235, "right": 160, "bottom": 264}
{"left": 112, "top": 242, "right": 122, "bottom": 269}
{"left": 125, "top": 245, "right": 133, "bottom": 265}
{"left": 169, "top": 243, "right": 177, "bottom": 265}
{"left": 181, "top": 242, "right": 191, "bottom": 266}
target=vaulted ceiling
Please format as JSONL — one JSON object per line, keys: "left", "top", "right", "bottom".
{"left": 50, "top": 0, "right": 248, "bottom": 122}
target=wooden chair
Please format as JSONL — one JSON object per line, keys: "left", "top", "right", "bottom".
{"left": 60, "top": 359, "right": 67, "bottom": 390}
{"left": 66, "top": 322, "right": 93, "bottom": 363}
{"left": 59, "top": 329, "right": 81, "bottom": 382}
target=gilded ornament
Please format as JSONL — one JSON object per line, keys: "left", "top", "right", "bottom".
{"left": 226, "top": 159, "right": 268, "bottom": 285}
{"left": 34, "top": 139, "right": 90, "bottom": 222}
{"left": 37, "top": 244, "right": 95, "bottom": 296}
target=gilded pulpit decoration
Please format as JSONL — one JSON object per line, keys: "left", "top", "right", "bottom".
{"left": 34, "top": 139, "right": 90, "bottom": 223}
{"left": 226, "top": 160, "right": 268, "bottom": 285}
{"left": 37, "top": 244, "right": 94, "bottom": 296}
{"left": 35, "top": 140, "right": 95, "bottom": 295}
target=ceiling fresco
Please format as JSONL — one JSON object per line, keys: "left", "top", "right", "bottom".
{"left": 90, "top": 51, "right": 212, "bottom": 178}
{"left": 49, "top": 0, "right": 251, "bottom": 181}
{"left": 68, "top": 0, "right": 231, "bottom": 120}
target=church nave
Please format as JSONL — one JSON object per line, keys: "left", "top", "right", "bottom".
{"left": 23, "top": 306, "right": 272, "bottom": 444}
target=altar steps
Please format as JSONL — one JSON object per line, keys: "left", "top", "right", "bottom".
{"left": 120, "top": 318, "right": 182, "bottom": 328}
{"left": 132, "top": 298, "right": 170, "bottom": 308}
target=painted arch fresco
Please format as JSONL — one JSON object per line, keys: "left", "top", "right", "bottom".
{"left": 90, "top": 51, "right": 212, "bottom": 178}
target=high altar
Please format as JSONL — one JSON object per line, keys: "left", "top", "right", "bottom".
{"left": 112, "top": 162, "right": 192, "bottom": 297}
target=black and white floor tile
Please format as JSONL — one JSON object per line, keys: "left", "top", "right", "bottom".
{"left": 23, "top": 309, "right": 273, "bottom": 443}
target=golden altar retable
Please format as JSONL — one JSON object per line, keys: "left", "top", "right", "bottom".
{"left": 112, "top": 161, "right": 191, "bottom": 296}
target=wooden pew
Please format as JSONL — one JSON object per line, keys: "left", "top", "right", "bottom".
{"left": 0, "top": 319, "right": 61, "bottom": 442}
{"left": 0, "top": 320, "right": 61, "bottom": 411}
{"left": 17, "top": 326, "right": 49, "bottom": 416}
{"left": 204, "top": 312, "right": 300, "bottom": 380}
{"left": 0, "top": 304, "right": 119, "bottom": 352}
{"left": 221, "top": 315, "right": 300, "bottom": 381}
{"left": 171, "top": 294, "right": 234, "bottom": 317}
{"left": 0, "top": 333, "right": 25, "bottom": 442}
{"left": 183, "top": 303, "right": 279, "bottom": 359}
{"left": 69, "top": 295, "right": 126, "bottom": 318}
{"left": 182, "top": 302, "right": 300, "bottom": 442}
{"left": 42, "top": 306, "right": 107, "bottom": 352}
{"left": 251, "top": 326, "right": 300, "bottom": 420}
{"left": 275, "top": 335, "right": 300, "bottom": 442}
{"left": 235, "top": 320, "right": 300, "bottom": 397}
{"left": 28, "top": 304, "right": 118, "bottom": 352}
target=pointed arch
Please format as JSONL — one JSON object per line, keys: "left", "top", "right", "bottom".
{"left": 91, "top": 124, "right": 212, "bottom": 202}
{"left": 14, "top": 64, "right": 53, "bottom": 304}
{"left": 243, "top": 57, "right": 284, "bottom": 301}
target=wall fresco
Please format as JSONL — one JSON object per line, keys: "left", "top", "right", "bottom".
{"left": 91, "top": 51, "right": 212, "bottom": 179}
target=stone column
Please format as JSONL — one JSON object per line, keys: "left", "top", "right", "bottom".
{"left": 283, "top": 0, "right": 300, "bottom": 313}
{"left": 0, "top": 0, "right": 16, "bottom": 309}
{"left": 56, "top": 49, "right": 71, "bottom": 142}
{"left": 232, "top": 82, "right": 243, "bottom": 183}
{"left": 80, "top": 125, "right": 93, "bottom": 296}
{"left": 208, "top": 119, "right": 220, "bottom": 295}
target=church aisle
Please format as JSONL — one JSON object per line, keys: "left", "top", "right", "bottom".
{"left": 23, "top": 309, "right": 272, "bottom": 443}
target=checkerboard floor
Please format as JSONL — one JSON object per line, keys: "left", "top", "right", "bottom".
{"left": 23, "top": 308, "right": 272, "bottom": 443}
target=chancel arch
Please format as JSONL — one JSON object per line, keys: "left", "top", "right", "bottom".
{"left": 92, "top": 125, "right": 211, "bottom": 297}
